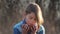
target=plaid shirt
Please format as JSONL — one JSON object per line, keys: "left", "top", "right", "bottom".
{"left": 13, "top": 19, "right": 45, "bottom": 34}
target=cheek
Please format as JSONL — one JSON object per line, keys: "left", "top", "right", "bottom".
{"left": 28, "top": 20, "right": 36, "bottom": 25}
{"left": 26, "top": 19, "right": 31, "bottom": 24}
{"left": 27, "top": 19, "right": 30, "bottom": 23}
{"left": 26, "top": 18, "right": 36, "bottom": 25}
{"left": 27, "top": 19, "right": 35, "bottom": 26}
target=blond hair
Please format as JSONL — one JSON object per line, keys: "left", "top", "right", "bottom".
{"left": 25, "top": 3, "right": 44, "bottom": 26}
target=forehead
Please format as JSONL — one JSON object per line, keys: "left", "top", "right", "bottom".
{"left": 27, "top": 12, "right": 36, "bottom": 18}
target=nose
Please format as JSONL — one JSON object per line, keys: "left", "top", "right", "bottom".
{"left": 31, "top": 21, "right": 36, "bottom": 25}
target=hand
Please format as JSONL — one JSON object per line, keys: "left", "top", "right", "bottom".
{"left": 30, "top": 25, "right": 38, "bottom": 34}
{"left": 22, "top": 24, "right": 29, "bottom": 34}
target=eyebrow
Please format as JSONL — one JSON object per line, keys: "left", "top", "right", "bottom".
{"left": 30, "top": 16, "right": 36, "bottom": 19}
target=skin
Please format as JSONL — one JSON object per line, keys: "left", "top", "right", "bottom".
{"left": 22, "top": 12, "right": 39, "bottom": 34}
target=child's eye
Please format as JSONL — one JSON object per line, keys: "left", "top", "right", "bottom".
{"left": 30, "top": 17, "right": 33, "bottom": 19}
{"left": 29, "top": 17, "right": 36, "bottom": 21}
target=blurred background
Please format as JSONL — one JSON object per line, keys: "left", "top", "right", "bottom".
{"left": 0, "top": 0, "right": 60, "bottom": 34}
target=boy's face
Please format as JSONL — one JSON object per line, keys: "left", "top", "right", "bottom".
{"left": 25, "top": 12, "right": 37, "bottom": 26}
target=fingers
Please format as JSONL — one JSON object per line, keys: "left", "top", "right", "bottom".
{"left": 31, "top": 25, "right": 37, "bottom": 32}
{"left": 32, "top": 25, "right": 36, "bottom": 30}
{"left": 22, "top": 24, "right": 29, "bottom": 31}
